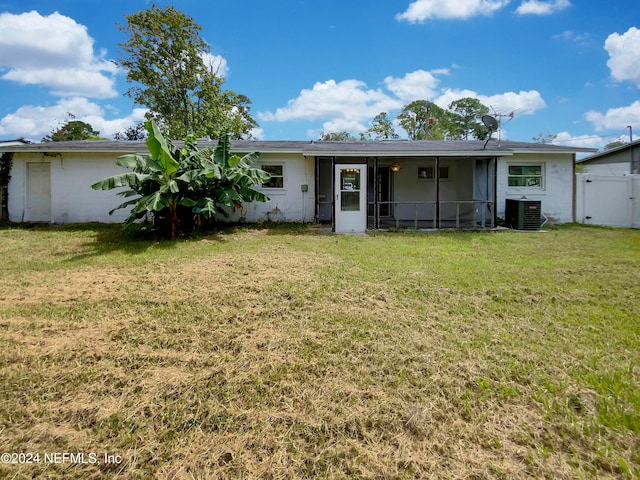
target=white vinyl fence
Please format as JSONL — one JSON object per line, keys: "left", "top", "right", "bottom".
{"left": 576, "top": 174, "right": 640, "bottom": 228}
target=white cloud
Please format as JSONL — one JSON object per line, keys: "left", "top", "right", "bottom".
{"left": 258, "top": 79, "right": 402, "bottom": 125}
{"left": 200, "top": 53, "right": 229, "bottom": 78}
{"left": 396, "top": 0, "right": 510, "bottom": 22}
{"left": 585, "top": 101, "right": 640, "bottom": 131}
{"left": 259, "top": 71, "right": 548, "bottom": 138}
{"left": 605, "top": 27, "right": 640, "bottom": 87}
{"left": 553, "top": 30, "right": 590, "bottom": 46}
{"left": 0, "top": 98, "right": 147, "bottom": 141}
{"left": 0, "top": 11, "right": 117, "bottom": 98}
{"left": 384, "top": 69, "right": 445, "bottom": 102}
{"left": 554, "top": 131, "right": 607, "bottom": 150}
{"left": 3, "top": 66, "right": 117, "bottom": 98}
{"left": 516, "top": 0, "right": 571, "bottom": 15}
{"left": 435, "top": 89, "right": 547, "bottom": 115}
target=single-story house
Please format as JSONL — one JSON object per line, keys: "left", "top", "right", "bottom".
{"left": 0, "top": 139, "right": 595, "bottom": 233}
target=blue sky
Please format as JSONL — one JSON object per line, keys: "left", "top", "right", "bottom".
{"left": 0, "top": 0, "right": 638, "bottom": 149}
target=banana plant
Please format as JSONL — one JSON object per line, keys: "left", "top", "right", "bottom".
{"left": 92, "top": 120, "right": 270, "bottom": 238}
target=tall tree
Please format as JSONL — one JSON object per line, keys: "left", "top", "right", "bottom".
{"left": 366, "top": 112, "right": 399, "bottom": 140}
{"left": 318, "top": 131, "right": 357, "bottom": 141}
{"left": 42, "top": 120, "right": 106, "bottom": 142}
{"left": 114, "top": 123, "right": 147, "bottom": 141}
{"left": 532, "top": 131, "right": 557, "bottom": 144}
{"left": 447, "top": 98, "right": 490, "bottom": 140}
{"left": 604, "top": 140, "right": 626, "bottom": 151}
{"left": 117, "top": 5, "right": 257, "bottom": 140}
{"left": 397, "top": 100, "right": 447, "bottom": 140}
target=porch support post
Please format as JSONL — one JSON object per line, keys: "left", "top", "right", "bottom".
{"left": 374, "top": 156, "right": 379, "bottom": 229}
{"left": 331, "top": 156, "right": 336, "bottom": 232}
{"left": 492, "top": 156, "right": 498, "bottom": 228}
{"left": 314, "top": 157, "right": 319, "bottom": 223}
{"left": 435, "top": 156, "right": 441, "bottom": 228}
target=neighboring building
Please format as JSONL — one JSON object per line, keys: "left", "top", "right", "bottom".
{"left": 0, "top": 139, "right": 30, "bottom": 148}
{"left": 576, "top": 139, "right": 640, "bottom": 176}
{"left": 575, "top": 140, "right": 640, "bottom": 229}
{"left": 0, "top": 139, "right": 595, "bottom": 233}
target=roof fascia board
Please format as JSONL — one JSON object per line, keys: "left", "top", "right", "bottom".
{"left": 300, "top": 149, "right": 512, "bottom": 157}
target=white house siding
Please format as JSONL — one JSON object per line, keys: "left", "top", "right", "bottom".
{"left": 496, "top": 153, "right": 574, "bottom": 224}
{"left": 222, "top": 152, "right": 315, "bottom": 223}
{"left": 580, "top": 161, "right": 631, "bottom": 176}
{"left": 9, "top": 152, "right": 132, "bottom": 223}
{"left": 8, "top": 151, "right": 315, "bottom": 224}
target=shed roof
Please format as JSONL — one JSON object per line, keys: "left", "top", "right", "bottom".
{"left": 0, "top": 138, "right": 595, "bottom": 157}
{"left": 576, "top": 139, "right": 640, "bottom": 164}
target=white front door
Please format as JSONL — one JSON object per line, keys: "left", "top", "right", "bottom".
{"left": 27, "top": 162, "right": 51, "bottom": 222}
{"left": 335, "top": 164, "right": 367, "bottom": 233}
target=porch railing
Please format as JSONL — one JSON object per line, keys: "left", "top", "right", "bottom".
{"left": 368, "top": 201, "right": 495, "bottom": 230}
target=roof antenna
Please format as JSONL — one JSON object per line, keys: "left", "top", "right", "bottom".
{"left": 482, "top": 115, "right": 498, "bottom": 149}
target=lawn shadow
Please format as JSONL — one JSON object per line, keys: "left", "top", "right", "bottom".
{"left": 0, "top": 222, "right": 230, "bottom": 261}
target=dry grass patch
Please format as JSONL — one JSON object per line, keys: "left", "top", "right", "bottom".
{"left": 0, "top": 223, "right": 638, "bottom": 479}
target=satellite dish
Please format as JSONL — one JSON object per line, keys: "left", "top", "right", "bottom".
{"left": 482, "top": 115, "right": 499, "bottom": 132}
{"left": 482, "top": 115, "right": 499, "bottom": 149}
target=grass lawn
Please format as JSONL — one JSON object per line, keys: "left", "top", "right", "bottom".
{"left": 0, "top": 223, "right": 639, "bottom": 479}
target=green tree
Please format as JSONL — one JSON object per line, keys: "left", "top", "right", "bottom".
{"left": 365, "top": 112, "right": 399, "bottom": 140}
{"left": 117, "top": 5, "right": 257, "bottom": 140}
{"left": 114, "top": 123, "right": 147, "bottom": 141}
{"left": 42, "top": 120, "right": 106, "bottom": 142}
{"left": 447, "top": 98, "right": 490, "bottom": 140}
{"left": 0, "top": 152, "right": 12, "bottom": 220}
{"left": 92, "top": 120, "right": 270, "bottom": 238}
{"left": 318, "top": 131, "right": 357, "bottom": 141}
{"left": 604, "top": 140, "right": 626, "bottom": 151}
{"left": 532, "top": 131, "right": 557, "bottom": 144}
{"left": 397, "top": 100, "right": 447, "bottom": 140}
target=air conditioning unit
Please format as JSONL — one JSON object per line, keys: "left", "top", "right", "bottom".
{"left": 504, "top": 199, "right": 541, "bottom": 230}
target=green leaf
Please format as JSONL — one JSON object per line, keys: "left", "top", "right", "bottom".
{"left": 145, "top": 120, "right": 179, "bottom": 177}
{"left": 108, "top": 198, "right": 140, "bottom": 215}
{"left": 167, "top": 179, "right": 180, "bottom": 193}
{"left": 134, "top": 191, "right": 169, "bottom": 213}
{"left": 227, "top": 154, "right": 241, "bottom": 168}
{"left": 91, "top": 172, "right": 146, "bottom": 190}
{"left": 176, "top": 170, "right": 203, "bottom": 183}
{"left": 193, "top": 197, "right": 218, "bottom": 218}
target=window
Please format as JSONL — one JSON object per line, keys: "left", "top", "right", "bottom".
{"left": 418, "top": 166, "right": 434, "bottom": 180}
{"left": 261, "top": 165, "right": 284, "bottom": 188}
{"left": 508, "top": 165, "right": 543, "bottom": 188}
{"left": 417, "top": 166, "right": 449, "bottom": 181}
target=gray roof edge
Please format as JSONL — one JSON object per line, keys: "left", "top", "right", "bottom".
{"left": 576, "top": 139, "right": 640, "bottom": 163}
{"left": 0, "top": 138, "right": 596, "bottom": 155}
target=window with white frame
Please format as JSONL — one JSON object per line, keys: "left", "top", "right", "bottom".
{"left": 508, "top": 164, "right": 543, "bottom": 188}
{"left": 261, "top": 165, "right": 284, "bottom": 188}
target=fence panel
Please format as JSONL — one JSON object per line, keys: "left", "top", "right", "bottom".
{"left": 576, "top": 174, "right": 639, "bottom": 228}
